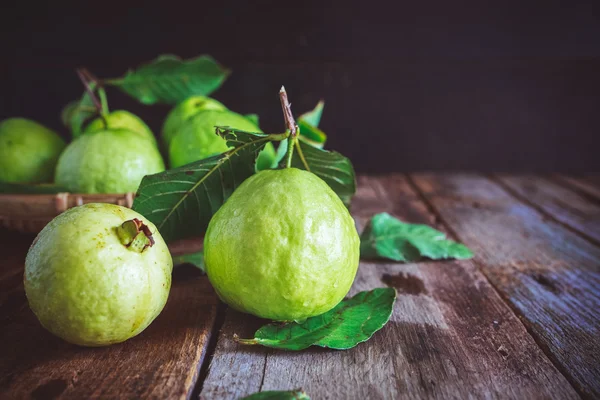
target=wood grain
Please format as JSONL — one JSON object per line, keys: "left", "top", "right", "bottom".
{"left": 495, "top": 175, "right": 600, "bottom": 243}
{"left": 200, "top": 175, "right": 577, "bottom": 399}
{"left": 0, "top": 232, "right": 218, "bottom": 399}
{"left": 411, "top": 173, "right": 600, "bottom": 399}
{"left": 555, "top": 175, "right": 600, "bottom": 201}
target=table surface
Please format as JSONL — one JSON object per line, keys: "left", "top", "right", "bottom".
{"left": 1, "top": 174, "right": 599, "bottom": 400}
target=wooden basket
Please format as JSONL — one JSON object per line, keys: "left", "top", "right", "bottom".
{"left": 0, "top": 193, "right": 135, "bottom": 234}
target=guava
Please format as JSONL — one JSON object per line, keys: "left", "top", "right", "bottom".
{"left": 168, "top": 110, "right": 276, "bottom": 171}
{"left": 204, "top": 168, "right": 360, "bottom": 321}
{"left": 85, "top": 110, "right": 157, "bottom": 145}
{"left": 25, "top": 203, "right": 172, "bottom": 346}
{"left": 55, "top": 128, "right": 165, "bottom": 193}
{"left": 0, "top": 118, "right": 66, "bottom": 184}
{"left": 162, "top": 96, "right": 227, "bottom": 147}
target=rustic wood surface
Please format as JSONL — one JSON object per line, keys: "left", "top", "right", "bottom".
{"left": 0, "top": 174, "right": 599, "bottom": 399}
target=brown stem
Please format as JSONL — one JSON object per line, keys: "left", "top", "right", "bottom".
{"left": 279, "top": 86, "right": 297, "bottom": 138}
{"left": 76, "top": 68, "right": 102, "bottom": 112}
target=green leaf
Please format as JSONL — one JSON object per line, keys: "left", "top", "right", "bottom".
{"left": 235, "top": 288, "right": 396, "bottom": 351}
{"left": 241, "top": 390, "right": 310, "bottom": 400}
{"left": 289, "top": 139, "right": 356, "bottom": 207}
{"left": 62, "top": 88, "right": 98, "bottom": 138}
{"left": 297, "top": 120, "right": 326, "bottom": 148}
{"left": 360, "top": 212, "right": 475, "bottom": 262}
{"left": 299, "top": 100, "right": 324, "bottom": 127}
{"left": 244, "top": 113, "right": 260, "bottom": 126}
{"left": 173, "top": 251, "right": 205, "bottom": 273}
{"left": 107, "top": 54, "right": 230, "bottom": 105}
{"left": 0, "top": 182, "right": 69, "bottom": 194}
{"left": 132, "top": 128, "right": 287, "bottom": 242}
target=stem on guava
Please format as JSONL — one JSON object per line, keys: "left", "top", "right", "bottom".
{"left": 279, "top": 86, "right": 299, "bottom": 169}
{"left": 116, "top": 218, "right": 155, "bottom": 253}
{"left": 76, "top": 68, "right": 108, "bottom": 128}
{"left": 98, "top": 87, "right": 110, "bottom": 116}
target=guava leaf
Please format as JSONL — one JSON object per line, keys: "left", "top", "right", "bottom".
{"left": 289, "top": 139, "right": 356, "bottom": 207}
{"left": 299, "top": 100, "right": 324, "bottom": 127}
{"left": 62, "top": 88, "right": 98, "bottom": 138}
{"left": 173, "top": 250, "right": 205, "bottom": 273}
{"left": 132, "top": 128, "right": 285, "bottom": 242}
{"left": 297, "top": 120, "right": 326, "bottom": 148}
{"left": 242, "top": 390, "right": 310, "bottom": 400}
{"left": 245, "top": 113, "right": 260, "bottom": 126}
{"left": 235, "top": 288, "right": 396, "bottom": 351}
{"left": 360, "top": 212, "right": 475, "bottom": 262}
{"left": 0, "top": 182, "right": 68, "bottom": 194}
{"left": 107, "top": 54, "right": 230, "bottom": 105}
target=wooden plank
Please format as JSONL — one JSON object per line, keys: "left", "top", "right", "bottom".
{"left": 411, "top": 173, "right": 600, "bottom": 399}
{"left": 0, "top": 232, "right": 218, "bottom": 399}
{"left": 555, "top": 175, "right": 600, "bottom": 201}
{"left": 495, "top": 175, "right": 600, "bottom": 243}
{"left": 200, "top": 175, "right": 577, "bottom": 399}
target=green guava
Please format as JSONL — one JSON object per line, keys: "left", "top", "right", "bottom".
{"left": 55, "top": 128, "right": 165, "bottom": 193}
{"left": 162, "top": 96, "right": 227, "bottom": 147}
{"left": 204, "top": 168, "right": 360, "bottom": 321}
{"left": 85, "top": 110, "right": 157, "bottom": 145}
{"left": 168, "top": 110, "right": 276, "bottom": 171}
{"left": 24, "top": 203, "right": 173, "bottom": 346}
{"left": 0, "top": 118, "right": 66, "bottom": 184}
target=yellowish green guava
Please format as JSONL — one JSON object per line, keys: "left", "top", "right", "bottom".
{"left": 24, "top": 203, "right": 173, "bottom": 346}
{"left": 85, "top": 110, "right": 157, "bottom": 145}
{"left": 0, "top": 118, "right": 66, "bottom": 184}
{"left": 55, "top": 128, "right": 165, "bottom": 193}
{"left": 204, "top": 168, "right": 360, "bottom": 321}
{"left": 168, "top": 110, "right": 276, "bottom": 170}
{"left": 162, "top": 96, "right": 227, "bottom": 147}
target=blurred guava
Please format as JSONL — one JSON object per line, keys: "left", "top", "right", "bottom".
{"left": 204, "top": 168, "right": 360, "bottom": 321}
{"left": 168, "top": 110, "right": 276, "bottom": 170}
{"left": 85, "top": 110, "right": 157, "bottom": 145}
{"left": 24, "top": 203, "right": 172, "bottom": 346}
{"left": 162, "top": 96, "right": 227, "bottom": 147}
{"left": 55, "top": 128, "right": 165, "bottom": 193}
{"left": 0, "top": 118, "right": 66, "bottom": 184}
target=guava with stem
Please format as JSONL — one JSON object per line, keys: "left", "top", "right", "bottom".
{"left": 24, "top": 203, "right": 173, "bottom": 346}
{"left": 204, "top": 88, "right": 360, "bottom": 321}
{"left": 85, "top": 110, "right": 157, "bottom": 145}
{"left": 0, "top": 118, "right": 66, "bottom": 184}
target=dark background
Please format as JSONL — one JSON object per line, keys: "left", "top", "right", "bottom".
{"left": 1, "top": 1, "right": 599, "bottom": 173}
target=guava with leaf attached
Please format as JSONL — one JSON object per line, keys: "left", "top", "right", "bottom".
{"left": 85, "top": 110, "right": 157, "bottom": 145}
{"left": 168, "top": 109, "right": 276, "bottom": 171}
{"left": 55, "top": 128, "right": 165, "bottom": 193}
{"left": 0, "top": 118, "right": 66, "bottom": 184}
{"left": 204, "top": 168, "right": 360, "bottom": 321}
{"left": 162, "top": 95, "right": 227, "bottom": 147}
{"left": 24, "top": 203, "right": 173, "bottom": 346}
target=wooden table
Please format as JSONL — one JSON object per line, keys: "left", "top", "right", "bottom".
{"left": 1, "top": 174, "right": 599, "bottom": 399}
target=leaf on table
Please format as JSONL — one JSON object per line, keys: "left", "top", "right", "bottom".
{"left": 0, "top": 182, "right": 69, "bottom": 194}
{"left": 360, "top": 212, "right": 474, "bottom": 262}
{"left": 235, "top": 288, "right": 396, "bottom": 351}
{"left": 107, "top": 54, "right": 230, "bottom": 105}
{"left": 62, "top": 88, "right": 98, "bottom": 138}
{"left": 132, "top": 127, "right": 285, "bottom": 242}
{"left": 289, "top": 138, "right": 356, "bottom": 207}
{"left": 173, "top": 250, "right": 205, "bottom": 273}
{"left": 299, "top": 100, "right": 324, "bottom": 127}
{"left": 241, "top": 390, "right": 310, "bottom": 400}
{"left": 244, "top": 113, "right": 260, "bottom": 126}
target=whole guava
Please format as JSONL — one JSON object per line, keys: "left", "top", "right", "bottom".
{"left": 85, "top": 110, "right": 157, "bottom": 145}
{"left": 24, "top": 203, "right": 173, "bottom": 346}
{"left": 168, "top": 110, "right": 276, "bottom": 171}
{"left": 55, "top": 128, "right": 165, "bottom": 193}
{"left": 0, "top": 118, "right": 66, "bottom": 184}
{"left": 162, "top": 96, "right": 227, "bottom": 147}
{"left": 204, "top": 168, "right": 360, "bottom": 321}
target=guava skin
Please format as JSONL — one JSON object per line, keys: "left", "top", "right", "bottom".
{"left": 0, "top": 118, "right": 66, "bottom": 184}
{"left": 85, "top": 110, "right": 157, "bottom": 145}
{"left": 204, "top": 168, "right": 360, "bottom": 321}
{"left": 55, "top": 128, "right": 165, "bottom": 193}
{"left": 24, "top": 203, "right": 173, "bottom": 346}
{"left": 162, "top": 96, "right": 227, "bottom": 147}
{"left": 168, "top": 110, "right": 276, "bottom": 170}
